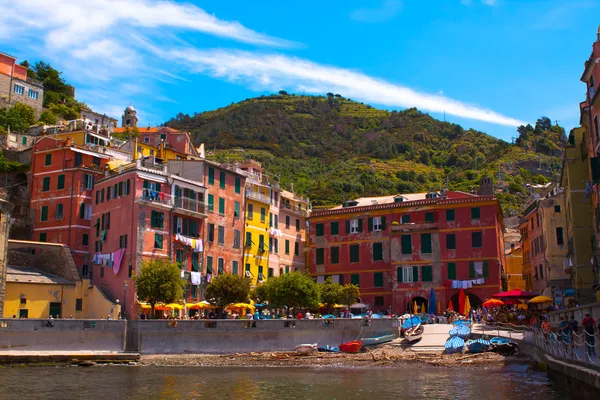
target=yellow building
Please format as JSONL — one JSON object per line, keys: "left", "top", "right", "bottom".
{"left": 2, "top": 240, "right": 119, "bottom": 319}
{"left": 505, "top": 246, "right": 526, "bottom": 291}
{"left": 561, "top": 127, "right": 595, "bottom": 303}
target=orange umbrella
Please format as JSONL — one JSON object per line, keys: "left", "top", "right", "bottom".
{"left": 458, "top": 289, "right": 466, "bottom": 315}
{"left": 482, "top": 299, "right": 504, "bottom": 308}
{"left": 447, "top": 300, "right": 454, "bottom": 311}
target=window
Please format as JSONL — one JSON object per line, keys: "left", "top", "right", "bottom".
{"left": 207, "top": 223, "right": 215, "bottom": 242}
{"left": 245, "top": 232, "right": 252, "bottom": 247}
{"left": 425, "top": 212, "right": 434, "bottom": 223}
{"left": 28, "top": 89, "right": 39, "bottom": 100}
{"left": 13, "top": 84, "right": 24, "bottom": 95}
{"left": 232, "top": 261, "right": 239, "bottom": 275}
{"left": 39, "top": 233, "right": 46, "bottom": 242}
{"left": 247, "top": 203, "right": 253, "bottom": 219}
{"left": 92, "top": 156, "right": 100, "bottom": 167}
{"left": 218, "top": 226, "right": 225, "bottom": 245}
{"left": 556, "top": 227, "right": 564, "bottom": 245}
{"left": 57, "top": 174, "right": 65, "bottom": 190}
{"left": 296, "top": 219, "right": 300, "bottom": 231}
{"left": 100, "top": 189, "right": 104, "bottom": 203}
{"left": 286, "top": 216, "right": 291, "bottom": 229}
{"left": 260, "top": 207, "right": 266, "bottom": 223}
{"left": 446, "top": 209, "right": 455, "bottom": 221}
{"left": 316, "top": 223, "right": 325, "bottom": 237}
{"left": 206, "top": 256, "right": 213, "bottom": 274}
{"left": 421, "top": 233, "right": 432, "bottom": 254}
{"left": 373, "top": 272, "right": 384, "bottom": 288}
{"left": 350, "top": 244, "right": 359, "bottom": 262}
{"left": 316, "top": 248, "right": 325, "bottom": 265}
{"left": 125, "top": 179, "right": 131, "bottom": 195}
{"left": 220, "top": 171, "right": 226, "bottom": 189}
{"left": 331, "top": 246, "right": 339, "bottom": 264}
{"left": 118, "top": 182, "right": 123, "bottom": 197}
{"left": 351, "top": 274, "right": 360, "bottom": 286}
{"left": 554, "top": 205, "right": 561, "bottom": 213}
{"left": 21, "top": 136, "right": 27, "bottom": 146}
{"left": 539, "top": 264, "right": 544, "bottom": 280}
{"left": 330, "top": 222, "right": 339, "bottom": 235}
{"left": 369, "top": 216, "right": 386, "bottom": 232}
{"left": 218, "top": 197, "right": 225, "bottom": 215}
{"left": 96, "top": 218, "right": 100, "bottom": 237}
{"left": 446, "top": 234, "right": 456, "bottom": 250}
{"left": 398, "top": 266, "right": 418, "bottom": 283}
{"left": 274, "top": 238, "right": 279, "bottom": 254}
{"left": 144, "top": 137, "right": 150, "bottom": 144}
{"left": 471, "top": 207, "right": 480, "bottom": 219}
{"left": 401, "top": 214, "right": 411, "bottom": 224}
{"left": 447, "top": 262, "right": 456, "bottom": 280}
{"left": 160, "top": 133, "right": 167, "bottom": 141}
{"left": 469, "top": 261, "right": 489, "bottom": 278}
{"left": 218, "top": 258, "right": 225, "bottom": 274}
{"left": 347, "top": 218, "right": 363, "bottom": 233}
{"left": 84, "top": 174, "right": 94, "bottom": 190}
{"left": 372, "top": 242, "right": 383, "bottom": 261}
{"left": 233, "top": 229, "right": 241, "bottom": 248}
{"left": 56, "top": 203, "right": 63, "bottom": 220}
{"left": 74, "top": 152, "right": 82, "bottom": 167}
{"left": 40, "top": 206, "right": 48, "bottom": 221}
{"left": 207, "top": 194, "right": 214, "bottom": 212}
{"left": 82, "top": 234, "right": 89, "bottom": 246}
{"left": 270, "top": 212, "right": 273, "bottom": 228}
{"left": 42, "top": 176, "right": 50, "bottom": 191}
{"left": 175, "top": 249, "right": 184, "bottom": 265}
{"left": 472, "top": 232, "right": 482, "bottom": 248}
{"left": 128, "top": 265, "right": 133, "bottom": 278}
{"left": 119, "top": 234, "right": 127, "bottom": 248}
{"left": 75, "top": 298, "right": 83, "bottom": 311}
{"left": 421, "top": 266, "right": 432, "bottom": 282}
{"left": 208, "top": 167, "right": 215, "bottom": 184}
{"left": 234, "top": 201, "right": 241, "bottom": 218}
{"left": 401, "top": 235, "right": 412, "bottom": 254}
{"left": 154, "top": 233, "right": 163, "bottom": 249}
{"left": 285, "top": 239, "right": 290, "bottom": 254}
{"left": 107, "top": 186, "right": 111, "bottom": 201}
{"left": 530, "top": 218, "right": 534, "bottom": 230}
{"left": 150, "top": 210, "right": 164, "bottom": 228}
{"left": 294, "top": 242, "right": 299, "bottom": 256}
{"left": 235, "top": 177, "right": 241, "bottom": 194}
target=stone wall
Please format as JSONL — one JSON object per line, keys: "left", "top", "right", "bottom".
{"left": 0, "top": 200, "right": 14, "bottom": 317}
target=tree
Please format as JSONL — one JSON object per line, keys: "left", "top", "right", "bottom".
{"left": 260, "top": 272, "right": 320, "bottom": 309}
{"left": 205, "top": 274, "right": 252, "bottom": 309}
{"left": 340, "top": 284, "right": 360, "bottom": 309}
{"left": 39, "top": 110, "right": 58, "bottom": 125}
{"left": 319, "top": 277, "right": 342, "bottom": 312}
{"left": 0, "top": 102, "right": 37, "bottom": 132}
{"left": 134, "top": 259, "right": 186, "bottom": 316}
{"left": 251, "top": 282, "right": 269, "bottom": 304}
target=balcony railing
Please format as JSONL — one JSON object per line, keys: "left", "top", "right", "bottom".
{"left": 246, "top": 190, "right": 271, "bottom": 204}
{"left": 391, "top": 221, "right": 439, "bottom": 232}
{"left": 138, "top": 189, "right": 206, "bottom": 215}
{"left": 281, "top": 203, "right": 309, "bottom": 216}
{"left": 174, "top": 196, "right": 205, "bottom": 214}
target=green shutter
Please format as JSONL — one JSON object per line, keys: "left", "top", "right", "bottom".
{"left": 397, "top": 267, "right": 403, "bottom": 283}
{"left": 374, "top": 272, "right": 383, "bottom": 287}
{"left": 483, "top": 261, "right": 489, "bottom": 278}
{"left": 402, "top": 214, "right": 410, "bottom": 223}
{"left": 471, "top": 207, "right": 480, "bottom": 219}
{"left": 357, "top": 218, "right": 363, "bottom": 232}
{"left": 447, "top": 263, "right": 456, "bottom": 280}
{"left": 57, "top": 174, "right": 65, "bottom": 190}
{"left": 285, "top": 240, "right": 290, "bottom": 254}
{"left": 469, "top": 262, "right": 475, "bottom": 279}
{"left": 42, "top": 177, "right": 50, "bottom": 191}
{"left": 154, "top": 233, "right": 163, "bottom": 249}
{"left": 373, "top": 242, "right": 383, "bottom": 261}
{"left": 331, "top": 222, "right": 339, "bottom": 235}
{"left": 235, "top": 177, "right": 241, "bottom": 193}
{"left": 208, "top": 167, "right": 214, "bottom": 184}
{"left": 316, "top": 223, "right": 324, "bottom": 236}
{"left": 331, "top": 246, "right": 339, "bottom": 264}
{"left": 425, "top": 212, "right": 434, "bottom": 223}
{"left": 351, "top": 274, "right": 360, "bottom": 286}
{"left": 316, "top": 248, "right": 324, "bottom": 264}
{"left": 40, "top": 206, "right": 48, "bottom": 221}
{"left": 234, "top": 201, "right": 240, "bottom": 217}
{"left": 422, "top": 266, "right": 432, "bottom": 282}
{"left": 350, "top": 245, "right": 359, "bottom": 262}
{"left": 208, "top": 194, "right": 214, "bottom": 212}
{"left": 219, "top": 197, "right": 225, "bottom": 214}
{"left": 421, "top": 233, "right": 432, "bottom": 254}
{"left": 413, "top": 266, "right": 419, "bottom": 282}
{"left": 79, "top": 203, "right": 85, "bottom": 218}
{"left": 368, "top": 217, "right": 373, "bottom": 232}
{"left": 220, "top": 171, "right": 226, "bottom": 189}
{"left": 45, "top": 153, "right": 52, "bottom": 165}
{"left": 206, "top": 256, "right": 213, "bottom": 274}
{"left": 346, "top": 220, "right": 351, "bottom": 234}
{"left": 401, "top": 235, "right": 412, "bottom": 254}
{"left": 446, "top": 209, "right": 455, "bottom": 221}
{"left": 143, "top": 180, "right": 149, "bottom": 189}
{"left": 381, "top": 216, "right": 386, "bottom": 230}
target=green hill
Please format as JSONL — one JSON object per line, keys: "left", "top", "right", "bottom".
{"left": 165, "top": 93, "right": 564, "bottom": 215}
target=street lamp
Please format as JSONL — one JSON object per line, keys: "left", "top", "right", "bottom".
{"left": 123, "top": 281, "right": 129, "bottom": 320}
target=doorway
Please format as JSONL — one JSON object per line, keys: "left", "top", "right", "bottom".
{"left": 49, "top": 302, "right": 62, "bottom": 318}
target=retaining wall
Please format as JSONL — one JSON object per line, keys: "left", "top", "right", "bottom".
{"left": 545, "top": 302, "right": 600, "bottom": 326}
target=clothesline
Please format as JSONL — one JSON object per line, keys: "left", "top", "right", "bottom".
{"left": 92, "top": 248, "right": 125, "bottom": 275}
{"left": 445, "top": 278, "right": 485, "bottom": 289}
{"left": 175, "top": 234, "right": 203, "bottom": 252}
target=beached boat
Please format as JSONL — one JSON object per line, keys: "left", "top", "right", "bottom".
{"left": 444, "top": 336, "right": 465, "bottom": 354}
{"left": 361, "top": 333, "right": 396, "bottom": 346}
{"left": 449, "top": 324, "right": 471, "bottom": 339}
{"left": 339, "top": 340, "right": 363, "bottom": 353}
{"left": 317, "top": 345, "right": 340, "bottom": 353}
{"left": 489, "top": 338, "right": 519, "bottom": 355}
{"left": 466, "top": 338, "right": 490, "bottom": 353}
{"left": 295, "top": 343, "right": 317, "bottom": 354}
{"left": 489, "top": 337, "right": 510, "bottom": 345}
{"left": 404, "top": 325, "right": 424, "bottom": 342}
{"left": 452, "top": 319, "right": 471, "bottom": 326}
{"left": 401, "top": 315, "right": 421, "bottom": 333}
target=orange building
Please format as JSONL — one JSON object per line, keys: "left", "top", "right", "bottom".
{"left": 278, "top": 190, "right": 309, "bottom": 275}
{"left": 0, "top": 52, "right": 44, "bottom": 116}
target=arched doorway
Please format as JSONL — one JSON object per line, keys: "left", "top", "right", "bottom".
{"left": 411, "top": 296, "right": 428, "bottom": 314}
{"left": 449, "top": 293, "right": 483, "bottom": 314}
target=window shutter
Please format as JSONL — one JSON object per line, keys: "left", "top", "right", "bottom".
{"left": 483, "top": 261, "right": 489, "bottom": 278}
{"left": 346, "top": 220, "right": 351, "bottom": 234}
{"left": 381, "top": 216, "right": 386, "bottom": 230}
{"left": 368, "top": 217, "right": 373, "bottom": 232}
{"left": 397, "top": 267, "right": 403, "bottom": 283}
{"left": 143, "top": 180, "right": 148, "bottom": 189}
{"left": 79, "top": 203, "right": 85, "bottom": 219}
{"left": 469, "top": 262, "right": 475, "bottom": 278}
{"left": 413, "top": 266, "right": 419, "bottom": 282}
{"left": 447, "top": 263, "right": 456, "bottom": 280}
{"left": 357, "top": 218, "right": 363, "bottom": 232}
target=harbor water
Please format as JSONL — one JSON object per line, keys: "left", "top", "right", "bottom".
{"left": 0, "top": 363, "right": 579, "bottom": 399}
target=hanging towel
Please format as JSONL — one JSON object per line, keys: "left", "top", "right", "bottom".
{"left": 191, "top": 271, "right": 201, "bottom": 285}
{"left": 467, "top": 280, "right": 472, "bottom": 288}
{"left": 474, "top": 261, "right": 483, "bottom": 276}
{"left": 332, "top": 275, "right": 340, "bottom": 284}
{"left": 462, "top": 281, "right": 468, "bottom": 289}
{"left": 180, "top": 269, "right": 185, "bottom": 278}
{"left": 206, "top": 274, "right": 212, "bottom": 283}
{"left": 113, "top": 248, "right": 125, "bottom": 275}
{"left": 194, "top": 239, "right": 203, "bottom": 253}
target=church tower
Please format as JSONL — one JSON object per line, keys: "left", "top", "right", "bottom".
{"left": 121, "top": 105, "right": 138, "bottom": 128}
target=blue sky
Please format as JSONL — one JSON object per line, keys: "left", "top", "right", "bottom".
{"left": 1, "top": 0, "right": 599, "bottom": 141}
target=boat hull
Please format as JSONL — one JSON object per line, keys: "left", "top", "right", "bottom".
{"left": 318, "top": 345, "right": 339, "bottom": 353}
{"left": 444, "top": 336, "right": 465, "bottom": 354}
{"left": 339, "top": 341, "right": 363, "bottom": 353}
{"left": 295, "top": 344, "right": 317, "bottom": 354}
{"left": 405, "top": 325, "right": 424, "bottom": 342}
{"left": 361, "top": 334, "right": 396, "bottom": 346}
{"left": 466, "top": 339, "right": 490, "bottom": 353}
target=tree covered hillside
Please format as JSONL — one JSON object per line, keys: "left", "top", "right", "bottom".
{"left": 166, "top": 94, "right": 565, "bottom": 215}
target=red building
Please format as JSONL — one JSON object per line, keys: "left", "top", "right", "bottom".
{"left": 113, "top": 125, "right": 199, "bottom": 157}
{"left": 308, "top": 191, "right": 505, "bottom": 314}
{"left": 30, "top": 137, "right": 110, "bottom": 275}
{"left": 90, "top": 157, "right": 207, "bottom": 317}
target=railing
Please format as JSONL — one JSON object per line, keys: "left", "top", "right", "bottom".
{"left": 281, "top": 203, "right": 309, "bottom": 216}
{"left": 246, "top": 190, "right": 271, "bottom": 204}
{"left": 174, "top": 196, "right": 206, "bottom": 214}
{"left": 139, "top": 189, "right": 206, "bottom": 215}
{"left": 139, "top": 188, "right": 171, "bottom": 206}
{"left": 391, "top": 221, "right": 438, "bottom": 231}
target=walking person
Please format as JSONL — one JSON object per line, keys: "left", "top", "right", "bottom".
{"left": 581, "top": 313, "right": 597, "bottom": 356}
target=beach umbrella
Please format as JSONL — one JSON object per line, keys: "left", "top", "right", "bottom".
{"left": 428, "top": 287, "right": 437, "bottom": 315}
{"left": 437, "top": 301, "right": 441, "bottom": 315}
{"left": 528, "top": 295, "right": 553, "bottom": 304}
{"left": 137, "top": 302, "right": 152, "bottom": 310}
{"left": 163, "top": 303, "right": 183, "bottom": 310}
{"left": 413, "top": 301, "right": 418, "bottom": 314}
{"left": 482, "top": 299, "right": 504, "bottom": 308}
{"left": 447, "top": 300, "right": 454, "bottom": 312}
{"left": 226, "top": 303, "right": 255, "bottom": 311}
{"left": 464, "top": 295, "right": 471, "bottom": 316}
{"left": 503, "top": 298, "right": 522, "bottom": 305}
{"left": 492, "top": 289, "right": 538, "bottom": 299}
{"left": 188, "top": 301, "right": 212, "bottom": 310}
{"left": 458, "top": 289, "right": 466, "bottom": 315}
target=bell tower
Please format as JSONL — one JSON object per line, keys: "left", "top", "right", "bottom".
{"left": 121, "top": 105, "right": 138, "bottom": 128}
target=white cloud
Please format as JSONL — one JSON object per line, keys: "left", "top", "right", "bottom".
{"left": 149, "top": 47, "right": 524, "bottom": 126}
{"left": 350, "top": 0, "right": 404, "bottom": 23}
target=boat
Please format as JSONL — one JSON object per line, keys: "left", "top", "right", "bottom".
{"left": 489, "top": 337, "right": 510, "bottom": 345}
{"left": 361, "top": 333, "right": 396, "bottom": 346}
{"left": 489, "top": 339, "right": 519, "bottom": 355}
{"left": 339, "top": 340, "right": 363, "bottom": 353}
{"left": 401, "top": 315, "right": 421, "bottom": 332}
{"left": 317, "top": 345, "right": 340, "bottom": 353}
{"left": 452, "top": 319, "right": 471, "bottom": 326}
{"left": 449, "top": 324, "right": 471, "bottom": 339}
{"left": 466, "top": 339, "right": 490, "bottom": 353}
{"left": 444, "top": 336, "right": 465, "bottom": 354}
{"left": 404, "top": 324, "right": 424, "bottom": 342}
{"left": 295, "top": 343, "right": 317, "bottom": 354}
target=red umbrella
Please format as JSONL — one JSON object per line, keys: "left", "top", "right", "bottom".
{"left": 482, "top": 299, "right": 504, "bottom": 307}
{"left": 458, "top": 289, "right": 466, "bottom": 315}
{"left": 447, "top": 300, "right": 454, "bottom": 311}
{"left": 492, "top": 289, "right": 538, "bottom": 299}
{"left": 502, "top": 298, "right": 523, "bottom": 305}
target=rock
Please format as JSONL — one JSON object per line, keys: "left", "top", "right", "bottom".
{"left": 78, "top": 361, "right": 96, "bottom": 367}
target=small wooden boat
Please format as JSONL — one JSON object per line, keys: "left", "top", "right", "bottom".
{"left": 449, "top": 324, "right": 471, "bottom": 339}
{"left": 489, "top": 338, "right": 519, "bottom": 355}
{"left": 489, "top": 337, "right": 510, "bottom": 345}
{"left": 339, "top": 340, "right": 363, "bottom": 353}
{"left": 402, "top": 315, "right": 421, "bottom": 330}
{"left": 295, "top": 343, "right": 317, "bottom": 354}
{"left": 361, "top": 333, "right": 396, "bottom": 346}
{"left": 466, "top": 338, "right": 490, "bottom": 353}
{"left": 452, "top": 319, "right": 471, "bottom": 326}
{"left": 404, "top": 325, "right": 424, "bottom": 342}
{"left": 444, "top": 336, "right": 465, "bottom": 354}
{"left": 318, "top": 345, "right": 340, "bottom": 353}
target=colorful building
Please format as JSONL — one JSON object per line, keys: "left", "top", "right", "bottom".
{"left": 0, "top": 52, "right": 44, "bottom": 116}
{"left": 278, "top": 189, "right": 309, "bottom": 275}
{"left": 308, "top": 190, "right": 505, "bottom": 314}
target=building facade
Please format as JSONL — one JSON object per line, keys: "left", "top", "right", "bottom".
{"left": 308, "top": 191, "right": 504, "bottom": 314}
{"left": 278, "top": 190, "right": 309, "bottom": 275}
{"left": 0, "top": 52, "right": 44, "bottom": 116}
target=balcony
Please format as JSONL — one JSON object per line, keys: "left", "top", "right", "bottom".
{"left": 281, "top": 203, "right": 309, "bottom": 217}
{"left": 246, "top": 190, "right": 271, "bottom": 204}
{"left": 173, "top": 196, "right": 207, "bottom": 218}
{"left": 391, "top": 221, "right": 438, "bottom": 232}
{"left": 137, "top": 189, "right": 207, "bottom": 217}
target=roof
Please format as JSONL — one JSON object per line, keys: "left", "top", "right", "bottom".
{"left": 6, "top": 266, "right": 73, "bottom": 285}
{"left": 113, "top": 126, "right": 182, "bottom": 134}
{"left": 126, "top": 105, "right": 135, "bottom": 111}
{"left": 332, "top": 193, "right": 428, "bottom": 209}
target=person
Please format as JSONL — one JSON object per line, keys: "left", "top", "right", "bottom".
{"left": 305, "top": 311, "right": 311, "bottom": 319}
{"left": 254, "top": 310, "right": 260, "bottom": 321}
{"left": 140, "top": 313, "right": 146, "bottom": 320}
{"left": 559, "top": 317, "right": 572, "bottom": 353}
{"left": 296, "top": 311, "right": 303, "bottom": 319}
{"left": 581, "top": 313, "right": 597, "bottom": 356}
{"left": 107, "top": 315, "right": 112, "bottom": 320}
{"left": 570, "top": 316, "right": 579, "bottom": 334}
{"left": 246, "top": 310, "right": 253, "bottom": 320}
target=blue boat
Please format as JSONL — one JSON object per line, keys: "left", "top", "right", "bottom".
{"left": 318, "top": 345, "right": 340, "bottom": 353}
{"left": 452, "top": 320, "right": 471, "bottom": 326}
{"left": 444, "top": 336, "right": 465, "bottom": 354}
{"left": 466, "top": 339, "right": 490, "bottom": 353}
{"left": 362, "top": 333, "right": 396, "bottom": 346}
{"left": 490, "top": 337, "right": 510, "bottom": 345}
{"left": 402, "top": 316, "right": 421, "bottom": 330}
{"left": 449, "top": 324, "right": 471, "bottom": 339}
